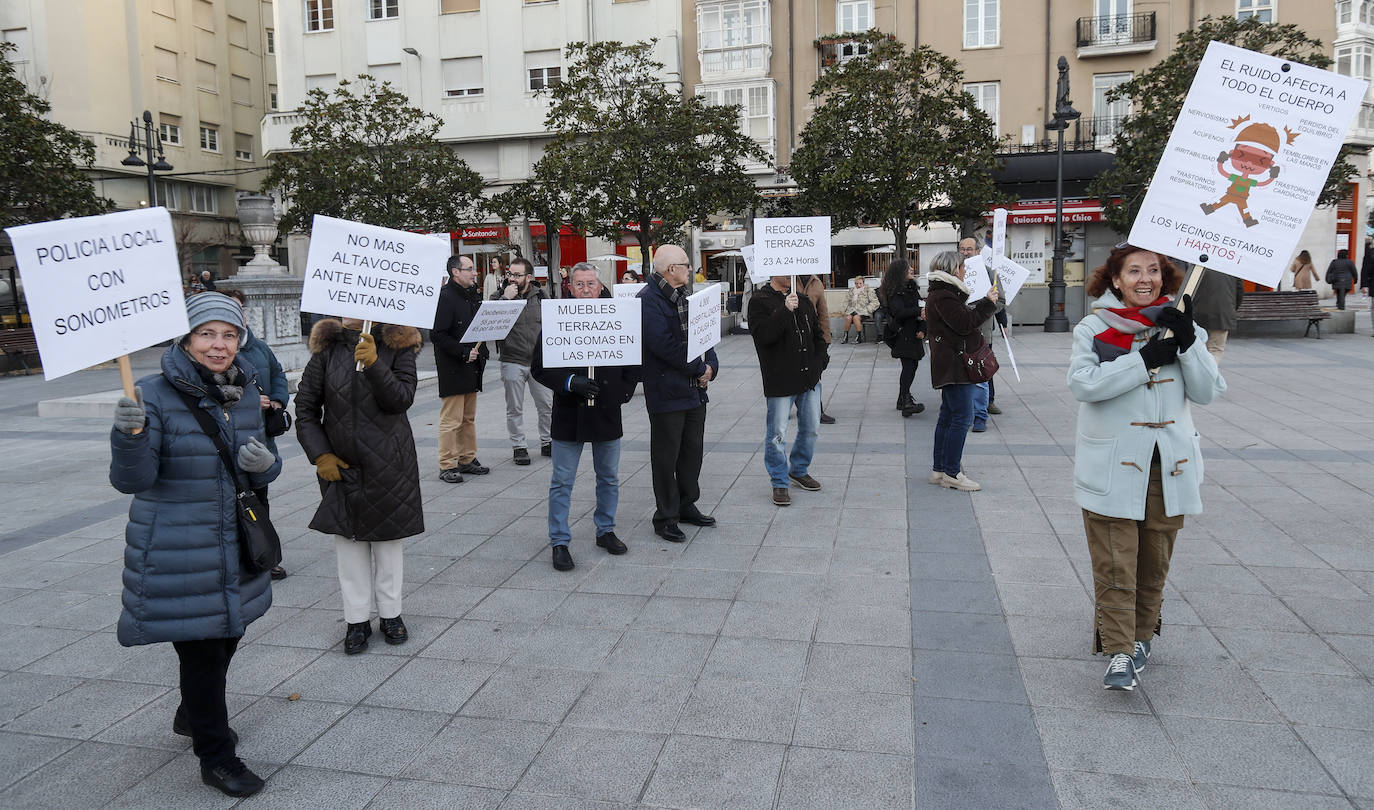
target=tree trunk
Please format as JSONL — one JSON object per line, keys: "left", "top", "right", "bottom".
{"left": 638, "top": 220, "right": 653, "bottom": 277}
{"left": 545, "top": 217, "right": 562, "bottom": 297}
{"left": 892, "top": 218, "right": 908, "bottom": 269}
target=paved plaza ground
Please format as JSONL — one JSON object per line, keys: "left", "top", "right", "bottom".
{"left": 0, "top": 305, "right": 1372, "bottom": 809}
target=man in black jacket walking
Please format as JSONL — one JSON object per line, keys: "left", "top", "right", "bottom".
{"left": 748, "top": 274, "right": 828, "bottom": 507}
{"left": 531, "top": 263, "right": 639, "bottom": 571}
{"left": 431, "top": 255, "right": 490, "bottom": 482}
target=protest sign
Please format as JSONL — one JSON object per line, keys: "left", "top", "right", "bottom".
{"left": 964, "top": 255, "right": 992, "bottom": 300}
{"left": 540, "top": 297, "right": 641, "bottom": 368}
{"left": 964, "top": 254, "right": 1031, "bottom": 304}
{"left": 5, "top": 207, "right": 187, "bottom": 381}
{"left": 1128, "top": 41, "right": 1367, "bottom": 287}
{"left": 686, "top": 283, "right": 722, "bottom": 361}
{"left": 741, "top": 244, "right": 769, "bottom": 284}
{"left": 460, "top": 300, "right": 527, "bottom": 343}
{"left": 300, "top": 215, "right": 450, "bottom": 330}
{"left": 991, "top": 256, "right": 1032, "bottom": 304}
{"left": 753, "top": 217, "right": 831, "bottom": 277}
{"left": 992, "top": 208, "right": 1007, "bottom": 260}
{"left": 613, "top": 283, "right": 647, "bottom": 298}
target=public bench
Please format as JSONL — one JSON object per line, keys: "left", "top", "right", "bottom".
{"left": 1235, "top": 290, "right": 1330, "bottom": 338}
{"left": 0, "top": 327, "right": 39, "bottom": 374}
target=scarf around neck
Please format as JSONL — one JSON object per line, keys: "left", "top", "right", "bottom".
{"left": 928, "top": 269, "right": 970, "bottom": 296}
{"left": 188, "top": 353, "right": 245, "bottom": 406}
{"left": 652, "top": 272, "right": 690, "bottom": 339}
{"left": 1092, "top": 296, "right": 1170, "bottom": 361}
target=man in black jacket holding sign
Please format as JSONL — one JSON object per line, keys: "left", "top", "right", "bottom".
{"left": 748, "top": 274, "right": 828, "bottom": 507}
{"left": 431, "top": 255, "right": 490, "bottom": 482}
{"left": 531, "top": 263, "right": 639, "bottom": 571}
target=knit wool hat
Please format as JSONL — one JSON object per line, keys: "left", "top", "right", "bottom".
{"left": 184, "top": 292, "right": 246, "bottom": 333}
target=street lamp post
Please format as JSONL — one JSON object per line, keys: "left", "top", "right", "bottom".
{"left": 1043, "top": 57, "right": 1079, "bottom": 333}
{"left": 121, "top": 110, "right": 174, "bottom": 206}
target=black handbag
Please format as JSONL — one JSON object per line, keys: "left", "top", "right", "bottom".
{"left": 178, "top": 392, "right": 283, "bottom": 574}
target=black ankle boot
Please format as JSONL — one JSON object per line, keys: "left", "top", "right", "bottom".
{"left": 344, "top": 621, "right": 371, "bottom": 655}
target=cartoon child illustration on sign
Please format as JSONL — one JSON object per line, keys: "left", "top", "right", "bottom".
{"left": 1199, "top": 115, "right": 1297, "bottom": 228}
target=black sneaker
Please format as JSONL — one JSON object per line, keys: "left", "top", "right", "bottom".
{"left": 541, "top": 442, "right": 552, "bottom": 457}
{"left": 513, "top": 447, "right": 531, "bottom": 466}
{"left": 596, "top": 532, "right": 627, "bottom": 555}
{"left": 439, "top": 468, "right": 464, "bottom": 484}
{"left": 201, "top": 758, "right": 264, "bottom": 798}
{"left": 458, "top": 459, "right": 490, "bottom": 475}
{"left": 551, "top": 545, "right": 575, "bottom": 571}
{"left": 379, "top": 615, "right": 408, "bottom": 645}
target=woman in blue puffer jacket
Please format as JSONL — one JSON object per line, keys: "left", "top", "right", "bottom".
{"left": 109, "top": 293, "right": 281, "bottom": 798}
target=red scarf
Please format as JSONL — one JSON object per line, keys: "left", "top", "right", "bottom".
{"left": 1092, "top": 296, "right": 1170, "bottom": 361}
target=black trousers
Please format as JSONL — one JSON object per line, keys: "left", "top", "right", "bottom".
{"left": 648, "top": 404, "right": 706, "bottom": 526}
{"left": 172, "top": 636, "right": 241, "bottom": 767}
{"left": 898, "top": 357, "right": 919, "bottom": 400}
{"left": 1335, "top": 287, "right": 1348, "bottom": 310}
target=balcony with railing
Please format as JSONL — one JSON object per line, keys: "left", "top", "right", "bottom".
{"left": 995, "top": 115, "right": 1126, "bottom": 155}
{"left": 1349, "top": 100, "right": 1374, "bottom": 146}
{"left": 817, "top": 35, "right": 876, "bottom": 72}
{"left": 1076, "top": 12, "right": 1157, "bottom": 57}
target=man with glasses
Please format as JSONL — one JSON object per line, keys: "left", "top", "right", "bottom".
{"left": 432, "top": 255, "right": 489, "bottom": 482}
{"left": 493, "top": 257, "right": 554, "bottom": 465}
{"left": 638, "top": 245, "right": 720, "bottom": 542}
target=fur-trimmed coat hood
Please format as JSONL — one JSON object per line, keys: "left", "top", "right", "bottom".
{"left": 308, "top": 318, "right": 422, "bottom": 355}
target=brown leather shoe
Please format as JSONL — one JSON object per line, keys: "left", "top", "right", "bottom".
{"left": 772, "top": 487, "right": 791, "bottom": 506}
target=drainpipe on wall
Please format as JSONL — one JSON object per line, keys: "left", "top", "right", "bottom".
{"left": 1044, "top": 0, "right": 1053, "bottom": 134}
{"left": 787, "top": 0, "right": 795, "bottom": 157}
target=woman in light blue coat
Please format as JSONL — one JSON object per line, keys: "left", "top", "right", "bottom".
{"left": 1068, "top": 245, "right": 1225, "bottom": 691}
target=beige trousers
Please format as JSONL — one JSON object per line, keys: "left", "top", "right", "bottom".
{"left": 1204, "top": 330, "right": 1228, "bottom": 363}
{"left": 438, "top": 392, "right": 478, "bottom": 469}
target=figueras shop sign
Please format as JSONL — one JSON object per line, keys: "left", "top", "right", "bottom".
{"left": 300, "top": 215, "right": 451, "bottom": 330}
{"left": 1128, "top": 41, "right": 1368, "bottom": 288}
{"left": 4, "top": 207, "right": 189, "bottom": 380}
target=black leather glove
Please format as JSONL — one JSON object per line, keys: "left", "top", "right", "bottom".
{"left": 1138, "top": 336, "right": 1180, "bottom": 368}
{"left": 1155, "top": 294, "right": 1196, "bottom": 352}
{"left": 568, "top": 376, "right": 601, "bottom": 400}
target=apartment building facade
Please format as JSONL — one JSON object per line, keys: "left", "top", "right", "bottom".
{"left": 2, "top": 0, "right": 280, "bottom": 282}
{"left": 262, "top": 0, "right": 684, "bottom": 271}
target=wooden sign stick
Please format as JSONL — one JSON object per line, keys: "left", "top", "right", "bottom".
{"left": 355, "top": 319, "right": 373, "bottom": 372}
{"left": 1150, "top": 264, "right": 1206, "bottom": 373}
{"left": 117, "top": 354, "right": 142, "bottom": 435}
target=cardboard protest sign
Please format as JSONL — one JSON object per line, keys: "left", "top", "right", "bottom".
{"left": 4, "top": 207, "right": 188, "bottom": 380}
{"left": 964, "top": 255, "right": 993, "bottom": 300}
{"left": 540, "top": 297, "right": 641, "bottom": 368}
{"left": 753, "top": 217, "right": 831, "bottom": 277}
{"left": 300, "top": 215, "right": 450, "bottom": 329}
{"left": 992, "top": 208, "right": 1007, "bottom": 260}
{"left": 742, "top": 244, "right": 769, "bottom": 284}
{"left": 460, "top": 300, "right": 527, "bottom": 343}
{"left": 613, "top": 283, "right": 647, "bottom": 298}
{"left": 992, "top": 256, "right": 1032, "bottom": 304}
{"left": 1128, "top": 41, "right": 1367, "bottom": 287}
{"left": 686, "top": 283, "right": 722, "bottom": 361}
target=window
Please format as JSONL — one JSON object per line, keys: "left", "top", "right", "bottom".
{"left": 305, "top": 73, "right": 337, "bottom": 92}
{"left": 154, "top": 46, "right": 179, "bottom": 82}
{"left": 154, "top": 180, "right": 181, "bottom": 210}
{"left": 269, "top": 84, "right": 279, "bottom": 109}
{"left": 152, "top": 0, "right": 175, "bottom": 17}
{"left": 196, "top": 59, "right": 217, "bottom": 92}
{"left": 368, "top": 0, "right": 399, "bottom": 19}
{"left": 193, "top": 0, "right": 215, "bottom": 31}
{"left": 3, "top": 28, "right": 33, "bottom": 84}
{"left": 1337, "top": 42, "right": 1374, "bottom": 81}
{"left": 228, "top": 16, "right": 248, "bottom": 48}
{"left": 234, "top": 133, "right": 253, "bottom": 161}
{"left": 1345, "top": 0, "right": 1374, "bottom": 23}
{"left": 964, "top": 0, "right": 998, "bottom": 48}
{"left": 231, "top": 74, "right": 251, "bottom": 105}
{"left": 200, "top": 126, "right": 220, "bottom": 152}
{"left": 697, "top": 1, "right": 770, "bottom": 76}
{"left": 1236, "top": 0, "right": 1274, "bottom": 22}
{"left": 441, "top": 0, "right": 479, "bottom": 11}
{"left": 964, "top": 81, "right": 999, "bottom": 131}
{"left": 1092, "top": 72, "right": 1132, "bottom": 147}
{"left": 1339, "top": 0, "right": 1352, "bottom": 23}
{"left": 525, "top": 50, "right": 561, "bottom": 91}
{"left": 159, "top": 117, "right": 182, "bottom": 145}
{"left": 190, "top": 185, "right": 219, "bottom": 214}
{"left": 305, "top": 0, "right": 334, "bottom": 31}
{"left": 441, "top": 57, "right": 483, "bottom": 97}
{"left": 837, "top": 0, "right": 872, "bottom": 32}
{"left": 266, "top": 29, "right": 275, "bottom": 53}
{"left": 698, "top": 81, "right": 776, "bottom": 162}
{"left": 1092, "top": 0, "right": 1135, "bottom": 45}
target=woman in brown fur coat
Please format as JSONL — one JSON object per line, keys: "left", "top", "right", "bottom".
{"left": 295, "top": 317, "right": 423, "bottom": 655}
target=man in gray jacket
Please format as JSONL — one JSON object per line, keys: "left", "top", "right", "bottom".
{"left": 493, "top": 257, "right": 554, "bottom": 465}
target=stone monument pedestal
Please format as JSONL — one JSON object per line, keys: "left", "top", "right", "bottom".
{"left": 221, "top": 194, "right": 311, "bottom": 370}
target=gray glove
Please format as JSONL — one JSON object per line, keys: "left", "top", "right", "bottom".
{"left": 236, "top": 436, "right": 275, "bottom": 473}
{"left": 113, "top": 388, "right": 146, "bottom": 435}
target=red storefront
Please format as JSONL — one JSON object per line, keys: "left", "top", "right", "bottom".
{"left": 529, "top": 223, "right": 588, "bottom": 272}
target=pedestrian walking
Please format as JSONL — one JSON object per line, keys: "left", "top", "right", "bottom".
{"left": 1362, "top": 244, "right": 1374, "bottom": 332}
{"left": 879, "top": 259, "right": 926, "bottom": 418}
{"left": 295, "top": 318, "right": 424, "bottom": 655}
{"left": 925, "top": 250, "right": 999, "bottom": 491}
{"left": 223, "top": 289, "right": 292, "bottom": 579}
{"left": 1289, "top": 249, "right": 1318, "bottom": 290}
{"left": 432, "top": 255, "right": 490, "bottom": 482}
{"left": 839, "top": 275, "right": 878, "bottom": 343}
{"left": 493, "top": 257, "right": 554, "bottom": 465}
{"left": 1326, "top": 249, "right": 1358, "bottom": 310}
{"left": 638, "top": 245, "right": 720, "bottom": 542}
{"left": 531, "top": 263, "right": 640, "bottom": 570}
{"left": 109, "top": 292, "right": 281, "bottom": 797}
{"left": 749, "top": 274, "right": 828, "bottom": 507}
{"left": 959, "top": 237, "right": 1005, "bottom": 431}
{"left": 799, "top": 274, "right": 836, "bottom": 424}
{"left": 1191, "top": 267, "right": 1245, "bottom": 362}
{"left": 1069, "top": 244, "right": 1225, "bottom": 691}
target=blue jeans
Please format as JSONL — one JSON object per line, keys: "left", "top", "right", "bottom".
{"left": 932, "top": 383, "right": 977, "bottom": 476}
{"left": 548, "top": 439, "right": 620, "bottom": 547}
{"left": 972, "top": 382, "right": 990, "bottom": 426}
{"left": 764, "top": 385, "right": 820, "bottom": 488}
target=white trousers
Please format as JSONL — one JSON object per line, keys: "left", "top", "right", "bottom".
{"left": 334, "top": 536, "right": 403, "bottom": 623}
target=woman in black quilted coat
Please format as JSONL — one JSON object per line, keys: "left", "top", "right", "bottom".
{"left": 295, "top": 318, "right": 423, "bottom": 655}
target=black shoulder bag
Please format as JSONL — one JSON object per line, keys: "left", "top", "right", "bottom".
{"left": 178, "top": 392, "right": 283, "bottom": 574}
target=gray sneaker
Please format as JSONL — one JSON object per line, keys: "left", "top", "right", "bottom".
{"left": 1132, "top": 640, "right": 1151, "bottom": 673}
{"left": 1103, "top": 653, "right": 1138, "bottom": 691}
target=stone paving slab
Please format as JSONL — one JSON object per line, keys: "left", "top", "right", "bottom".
{"left": 0, "top": 315, "right": 1372, "bottom": 807}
